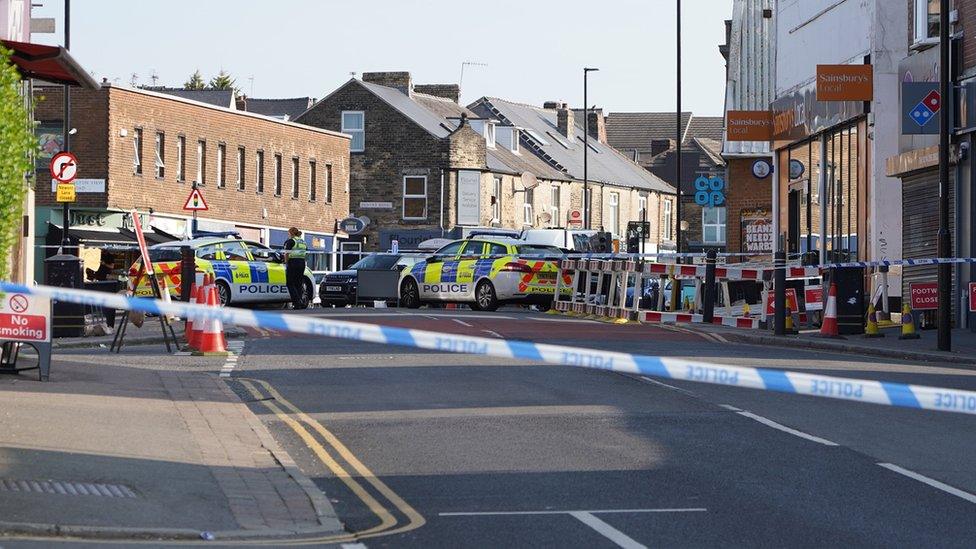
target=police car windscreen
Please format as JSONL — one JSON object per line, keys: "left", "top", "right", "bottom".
{"left": 149, "top": 248, "right": 183, "bottom": 262}
{"left": 350, "top": 254, "right": 400, "bottom": 270}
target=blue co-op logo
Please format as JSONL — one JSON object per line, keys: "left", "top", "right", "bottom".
{"left": 694, "top": 176, "right": 725, "bottom": 208}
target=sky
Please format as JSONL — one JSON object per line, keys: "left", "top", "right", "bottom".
{"left": 33, "top": 0, "right": 732, "bottom": 115}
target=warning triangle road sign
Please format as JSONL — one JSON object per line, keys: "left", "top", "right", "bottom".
{"left": 183, "top": 188, "right": 209, "bottom": 211}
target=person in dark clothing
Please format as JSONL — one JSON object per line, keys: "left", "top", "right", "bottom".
{"left": 283, "top": 227, "right": 309, "bottom": 309}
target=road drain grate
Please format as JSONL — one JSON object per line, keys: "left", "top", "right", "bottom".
{"left": 0, "top": 478, "right": 137, "bottom": 497}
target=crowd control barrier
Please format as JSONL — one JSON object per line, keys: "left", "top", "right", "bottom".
{"left": 2, "top": 280, "right": 975, "bottom": 416}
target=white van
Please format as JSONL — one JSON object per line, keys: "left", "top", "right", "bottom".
{"left": 517, "top": 229, "right": 598, "bottom": 251}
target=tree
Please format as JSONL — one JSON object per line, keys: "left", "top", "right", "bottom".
{"left": 0, "top": 46, "right": 37, "bottom": 279}
{"left": 208, "top": 70, "right": 236, "bottom": 92}
{"left": 183, "top": 69, "right": 205, "bottom": 90}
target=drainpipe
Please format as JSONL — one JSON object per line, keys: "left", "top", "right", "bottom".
{"left": 440, "top": 170, "right": 446, "bottom": 237}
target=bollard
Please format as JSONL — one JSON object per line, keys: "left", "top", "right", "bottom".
{"left": 774, "top": 251, "right": 786, "bottom": 336}
{"left": 180, "top": 246, "right": 195, "bottom": 302}
{"left": 702, "top": 249, "right": 716, "bottom": 323}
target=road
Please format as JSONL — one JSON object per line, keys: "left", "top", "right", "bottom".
{"left": 225, "top": 307, "right": 976, "bottom": 548}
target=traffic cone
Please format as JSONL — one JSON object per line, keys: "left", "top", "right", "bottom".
{"left": 817, "top": 281, "right": 843, "bottom": 339}
{"left": 742, "top": 302, "right": 752, "bottom": 318}
{"left": 188, "top": 273, "right": 211, "bottom": 350}
{"left": 898, "top": 302, "right": 920, "bottom": 340}
{"left": 864, "top": 303, "right": 885, "bottom": 338}
{"left": 193, "top": 276, "right": 228, "bottom": 356}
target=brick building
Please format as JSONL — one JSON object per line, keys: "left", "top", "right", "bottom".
{"left": 33, "top": 84, "right": 350, "bottom": 277}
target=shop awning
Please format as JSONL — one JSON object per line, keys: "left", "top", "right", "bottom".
{"left": 47, "top": 223, "right": 134, "bottom": 246}
{"left": 1, "top": 39, "right": 100, "bottom": 89}
{"left": 119, "top": 227, "right": 182, "bottom": 245}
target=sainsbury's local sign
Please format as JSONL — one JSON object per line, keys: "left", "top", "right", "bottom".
{"left": 816, "top": 64, "right": 873, "bottom": 102}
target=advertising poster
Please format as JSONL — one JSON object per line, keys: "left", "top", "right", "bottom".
{"left": 740, "top": 208, "right": 773, "bottom": 256}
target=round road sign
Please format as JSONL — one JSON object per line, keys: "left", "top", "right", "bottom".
{"left": 50, "top": 151, "right": 78, "bottom": 183}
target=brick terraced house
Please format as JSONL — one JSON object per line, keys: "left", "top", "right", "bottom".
{"left": 33, "top": 84, "right": 350, "bottom": 278}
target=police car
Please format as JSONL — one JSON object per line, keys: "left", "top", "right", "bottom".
{"left": 130, "top": 237, "right": 316, "bottom": 308}
{"left": 397, "top": 238, "right": 569, "bottom": 311}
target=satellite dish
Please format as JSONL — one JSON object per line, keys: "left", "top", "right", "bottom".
{"left": 539, "top": 211, "right": 552, "bottom": 223}
{"left": 520, "top": 171, "right": 539, "bottom": 190}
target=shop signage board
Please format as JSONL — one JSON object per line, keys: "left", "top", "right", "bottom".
{"left": 0, "top": 292, "right": 51, "bottom": 343}
{"left": 359, "top": 201, "right": 393, "bottom": 209}
{"left": 816, "top": 64, "right": 873, "bottom": 102}
{"left": 340, "top": 217, "right": 366, "bottom": 235}
{"left": 772, "top": 81, "right": 866, "bottom": 143}
{"left": 693, "top": 176, "right": 725, "bottom": 207}
{"left": 182, "top": 188, "right": 209, "bottom": 211}
{"left": 969, "top": 282, "right": 976, "bottom": 313}
{"left": 50, "top": 178, "right": 105, "bottom": 193}
{"left": 726, "top": 111, "right": 773, "bottom": 142}
{"left": 765, "top": 288, "right": 799, "bottom": 316}
{"left": 740, "top": 209, "right": 773, "bottom": 255}
{"left": 457, "top": 170, "right": 481, "bottom": 226}
{"left": 909, "top": 282, "right": 939, "bottom": 310}
{"left": 901, "top": 83, "right": 941, "bottom": 135}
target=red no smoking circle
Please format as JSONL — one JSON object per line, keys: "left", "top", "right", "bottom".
{"left": 9, "top": 294, "right": 29, "bottom": 313}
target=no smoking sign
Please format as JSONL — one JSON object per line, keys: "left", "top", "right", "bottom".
{"left": 9, "top": 294, "right": 29, "bottom": 313}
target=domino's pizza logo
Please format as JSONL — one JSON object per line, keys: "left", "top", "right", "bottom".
{"left": 910, "top": 90, "right": 941, "bottom": 127}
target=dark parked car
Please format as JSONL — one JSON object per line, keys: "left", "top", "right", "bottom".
{"left": 319, "top": 254, "right": 422, "bottom": 307}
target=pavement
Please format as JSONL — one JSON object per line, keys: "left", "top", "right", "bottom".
{"left": 225, "top": 307, "right": 976, "bottom": 547}
{"left": 691, "top": 320, "right": 976, "bottom": 366}
{"left": 0, "top": 338, "right": 342, "bottom": 545}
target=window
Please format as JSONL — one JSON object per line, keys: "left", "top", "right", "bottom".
{"left": 274, "top": 154, "right": 282, "bottom": 196}
{"left": 256, "top": 151, "right": 265, "bottom": 193}
{"left": 176, "top": 136, "right": 185, "bottom": 182}
{"left": 221, "top": 241, "right": 249, "bottom": 261}
{"left": 291, "top": 157, "right": 300, "bottom": 199}
{"left": 663, "top": 199, "right": 673, "bottom": 240}
{"left": 485, "top": 122, "right": 496, "bottom": 148}
{"left": 491, "top": 176, "right": 502, "bottom": 223}
{"left": 608, "top": 192, "right": 620, "bottom": 235}
{"left": 702, "top": 207, "right": 727, "bottom": 243}
{"left": 154, "top": 132, "right": 165, "bottom": 178}
{"left": 309, "top": 160, "right": 317, "bottom": 201}
{"left": 133, "top": 128, "right": 143, "bottom": 174}
{"left": 914, "top": 0, "right": 940, "bottom": 44}
{"left": 487, "top": 243, "right": 508, "bottom": 257}
{"left": 550, "top": 185, "right": 561, "bottom": 224}
{"left": 434, "top": 240, "right": 465, "bottom": 257}
{"left": 237, "top": 147, "right": 245, "bottom": 191}
{"left": 325, "top": 164, "right": 333, "bottom": 204}
{"left": 403, "top": 176, "right": 427, "bottom": 220}
{"left": 638, "top": 195, "right": 648, "bottom": 221}
{"left": 523, "top": 187, "right": 534, "bottom": 226}
{"left": 342, "top": 111, "right": 365, "bottom": 152}
{"left": 196, "top": 244, "right": 218, "bottom": 260}
{"left": 510, "top": 129, "right": 519, "bottom": 154}
{"left": 217, "top": 144, "right": 226, "bottom": 188}
{"left": 196, "top": 140, "right": 206, "bottom": 185}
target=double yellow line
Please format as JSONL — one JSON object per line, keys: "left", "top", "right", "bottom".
{"left": 237, "top": 378, "right": 426, "bottom": 545}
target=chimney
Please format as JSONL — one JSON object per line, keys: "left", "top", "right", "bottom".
{"left": 556, "top": 107, "right": 574, "bottom": 140}
{"left": 362, "top": 71, "right": 413, "bottom": 95}
{"left": 235, "top": 94, "right": 247, "bottom": 111}
{"left": 586, "top": 109, "right": 607, "bottom": 144}
{"left": 414, "top": 84, "right": 460, "bottom": 103}
{"left": 651, "top": 138, "right": 673, "bottom": 157}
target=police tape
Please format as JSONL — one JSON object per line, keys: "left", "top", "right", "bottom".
{"left": 3, "top": 281, "right": 975, "bottom": 416}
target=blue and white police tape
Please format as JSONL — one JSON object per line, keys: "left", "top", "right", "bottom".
{"left": 4, "top": 281, "right": 976, "bottom": 416}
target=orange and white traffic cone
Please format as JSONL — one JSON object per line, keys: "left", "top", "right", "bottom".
{"left": 188, "top": 273, "right": 211, "bottom": 351}
{"left": 818, "top": 281, "right": 843, "bottom": 339}
{"left": 193, "top": 276, "right": 228, "bottom": 356}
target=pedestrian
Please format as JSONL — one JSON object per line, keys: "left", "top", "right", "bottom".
{"left": 283, "top": 227, "right": 309, "bottom": 309}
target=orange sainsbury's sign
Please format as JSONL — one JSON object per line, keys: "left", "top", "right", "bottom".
{"left": 726, "top": 111, "right": 773, "bottom": 141}
{"left": 816, "top": 64, "right": 873, "bottom": 101}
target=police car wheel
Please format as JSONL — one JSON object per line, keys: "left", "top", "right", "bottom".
{"left": 216, "top": 281, "right": 231, "bottom": 306}
{"left": 294, "top": 280, "right": 313, "bottom": 310}
{"left": 400, "top": 278, "right": 421, "bottom": 309}
{"left": 475, "top": 281, "right": 499, "bottom": 312}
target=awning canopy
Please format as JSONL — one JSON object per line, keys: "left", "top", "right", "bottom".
{"left": 1, "top": 39, "right": 99, "bottom": 89}
{"left": 47, "top": 223, "right": 133, "bottom": 246}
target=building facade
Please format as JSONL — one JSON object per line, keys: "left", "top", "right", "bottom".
{"left": 33, "top": 84, "right": 350, "bottom": 277}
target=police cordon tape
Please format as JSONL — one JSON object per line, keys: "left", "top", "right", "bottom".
{"left": 3, "top": 280, "right": 975, "bottom": 416}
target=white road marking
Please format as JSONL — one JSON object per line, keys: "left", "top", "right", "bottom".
{"left": 482, "top": 330, "right": 504, "bottom": 338}
{"left": 718, "top": 404, "right": 742, "bottom": 412}
{"left": 219, "top": 342, "right": 245, "bottom": 378}
{"left": 341, "top": 544, "right": 368, "bottom": 549}
{"left": 640, "top": 376, "right": 698, "bottom": 397}
{"left": 530, "top": 316, "right": 601, "bottom": 324}
{"left": 877, "top": 463, "right": 976, "bottom": 504}
{"left": 570, "top": 511, "right": 646, "bottom": 549}
{"left": 452, "top": 319, "right": 473, "bottom": 327}
{"left": 736, "top": 411, "right": 838, "bottom": 446}
{"left": 439, "top": 508, "right": 707, "bottom": 516}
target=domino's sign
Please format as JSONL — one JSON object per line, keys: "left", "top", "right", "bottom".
{"left": 902, "top": 82, "right": 942, "bottom": 135}
{"left": 693, "top": 176, "right": 726, "bottom": 208}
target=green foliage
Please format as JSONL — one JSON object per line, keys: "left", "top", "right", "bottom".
{"left": 0, "top": 46, "right": 36, "bottom": 280}
{"left": 183, "top": 69, "right": 206, "bottom": 90}
{"left": 208, "top": 70, "right": 236, "bottom": 92}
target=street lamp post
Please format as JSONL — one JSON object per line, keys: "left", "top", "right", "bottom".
{"left": 937, "top": 1, "right": 951, "bottom": 351}
{"left": 60, "top": 0, "right": 71, "bottom": 249}
{"left": 675, "top": 0, "right": 682, "bottom": 254}
{"left": 584, "top": 67, "right": 599, "bottom": 230}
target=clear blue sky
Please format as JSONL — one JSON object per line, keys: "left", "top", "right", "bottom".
{"left": 33, "top": 0, "right": 731, "bottom": 115}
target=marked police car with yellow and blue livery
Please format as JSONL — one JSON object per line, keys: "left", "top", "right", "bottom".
{"left": 397, "top": 238, "right": 570, "bottom": 311}
{"left": 130, "top": 237, "right": 315, "bottom": 308}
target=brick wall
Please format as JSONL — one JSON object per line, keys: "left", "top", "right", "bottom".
{"left": 725, "top": 157, "right": 773, "bottom": 253}
{"left": 35, "top": 85, "right": 350, "bottom": 236}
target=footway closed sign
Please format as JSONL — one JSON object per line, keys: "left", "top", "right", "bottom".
{"left": 0, "top": 292, "right": 51, "bottom": 342}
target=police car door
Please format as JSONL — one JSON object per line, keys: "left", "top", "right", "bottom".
{"left": 219, "top": 241, "right": 258, "bottom": 301}
{"left": 455, "top": 241, "right": 487, "bottom": 300}
{"left": 244, "top": 242, "right": 284, "bottom": 302}
{"left": 421, "top": 241, "right": 464, "bottom": 300}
